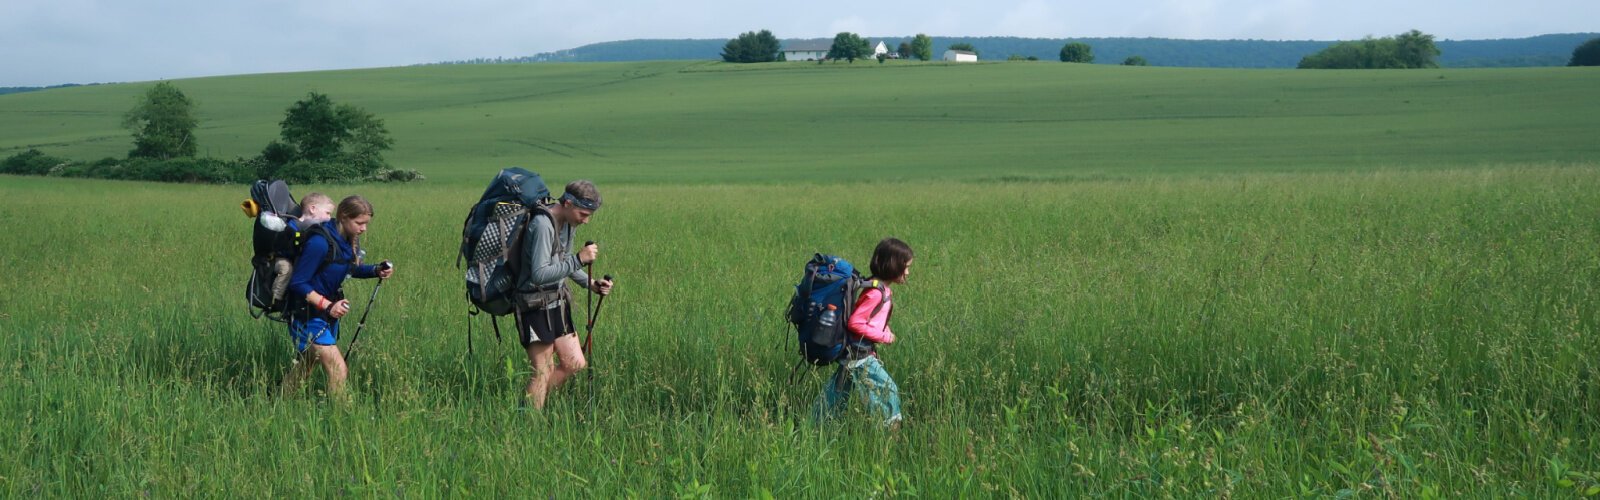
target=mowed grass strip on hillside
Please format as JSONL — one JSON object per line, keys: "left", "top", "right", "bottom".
{"left": 2, "top": 62, "right": 1597, "bottom": 184}
{"left": 2, "top": 167, "right": 1597, "bottom": 496}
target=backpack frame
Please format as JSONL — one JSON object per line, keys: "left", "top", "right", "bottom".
{"left": 244, "top": 179, "right": 339, "bottom": 322}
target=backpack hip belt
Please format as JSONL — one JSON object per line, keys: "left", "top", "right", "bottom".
{"left": 513, "top": 283, "right": 571, "bottom": 311}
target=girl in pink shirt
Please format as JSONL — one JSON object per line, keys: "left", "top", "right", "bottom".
{"left": 814, "top": 237, "right": 914, "bottom": 428}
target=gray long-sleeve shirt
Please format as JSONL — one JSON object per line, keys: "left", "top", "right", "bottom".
{"left": 518, "top": 212, "right": 590, "bottom": 309}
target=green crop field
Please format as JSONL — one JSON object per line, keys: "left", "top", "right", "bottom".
{"left": 3, "top": 61, "right": 1598, "bottom": 183}
{"left": 2, "top": 61, "right": 1599, "bottom": 496}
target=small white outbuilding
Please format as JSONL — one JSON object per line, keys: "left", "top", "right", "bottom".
{"left": 943, "top": 50, "right": 978, "bottom": 62}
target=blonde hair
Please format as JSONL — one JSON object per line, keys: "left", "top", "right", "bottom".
{"left": 300, "top": 192, "right": 332, "bottom": 210}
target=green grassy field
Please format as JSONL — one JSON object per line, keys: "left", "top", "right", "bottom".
{"left": 3, "top": 61, "right": 1598, "bottom": 183}
{"left": 2, "top": 62, "right": 1599, "bottom": 496}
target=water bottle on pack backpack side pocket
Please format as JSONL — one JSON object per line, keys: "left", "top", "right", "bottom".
{"left": 788, "top": 254, "right": 864, "bottom": 366}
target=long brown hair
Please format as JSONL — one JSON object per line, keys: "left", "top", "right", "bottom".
{"left": 336, "top": 195, "right": 374, "bottom": 250}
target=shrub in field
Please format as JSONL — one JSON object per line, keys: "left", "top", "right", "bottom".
{"left": 364, "top": 168, "right": 425, "bottom": 183}
{"left": 6, "top": 153, "right": 256, "bottom": 183}
{"left": 1, "top": 149, "right": 70, "bottom": 176}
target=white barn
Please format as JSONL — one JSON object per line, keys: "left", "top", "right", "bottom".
{"left": 781, "top": 41, "right": 832, "bottom": 61}
{"left": 943, "top": 50, "right": 978, "bottom": 62}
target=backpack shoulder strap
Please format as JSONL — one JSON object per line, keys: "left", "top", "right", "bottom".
{"left": 526, "top": 204, "right": 565, "bottom": 258}
{"left": 863, "top": 279, "right": 890, "bottom": 319}
{"left": 299, "top": 223, "right": 342, "bottom": 269}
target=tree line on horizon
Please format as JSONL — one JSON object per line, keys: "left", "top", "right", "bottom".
{"left": 721, "top": 29, "right": 1600, "bottom": 70}
{"left": 445, "top": 32, "right": 1600, "bottom": 69}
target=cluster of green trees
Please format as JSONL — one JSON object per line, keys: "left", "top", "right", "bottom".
{"left": 257, "top": 92, "right": 403, "bottom": 183}
{"left": 1, "top": 83, "right": 421, "bottom": 184}
{"left": 1060, "top": 42, "right": 1093, "bottom": 63}
{"left": 1297, "top": 30, "right": 1441, "bottom": 69}
{"left": 897, "top": 35, "right": 934, "bottom": 61}
{"left": 827, "top": 32, "right": 873, "bottom": 63}
{"left": 720, "top": 30, "right": 781, "bottom": 63}
{"left": 1571, "top": 37, "right": 1600, "bottom": 66}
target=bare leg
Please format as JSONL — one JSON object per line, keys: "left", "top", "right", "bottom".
{"left": 525, "top": 342, "right": 556, "bottom": 408}
{"left": 308, "top": 343, "right": 349, "bottom": 398}
{"left": 544, "top": 334, "right": 588, "bottom": 392}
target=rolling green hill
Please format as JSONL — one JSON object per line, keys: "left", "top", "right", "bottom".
{"left": 2, "top": 60, "right": 1597, "bottom": 185}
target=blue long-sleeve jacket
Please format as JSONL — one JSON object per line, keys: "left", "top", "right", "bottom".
{"left": 287, "top": 221, "right": 376, "bottom": 308}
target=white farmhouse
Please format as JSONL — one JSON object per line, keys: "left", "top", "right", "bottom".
{"left": 871, "top": 41, "right": 889, "bottom": 58}
{"left": 781, "top": 41, "right": 832, "bottom": 61}
{"left": 943, "top": 50, "right": 978, "bottom": 62}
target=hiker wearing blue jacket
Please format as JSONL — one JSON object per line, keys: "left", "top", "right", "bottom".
{"left": 281, "top": 195, "right": 394, "bottom": 398}
{"left": 517, "top": 180, "right": 614, "bottom": 409}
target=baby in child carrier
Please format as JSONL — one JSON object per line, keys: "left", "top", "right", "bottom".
{"left": 258, "top": 192, "right": 335, "bottom": 304}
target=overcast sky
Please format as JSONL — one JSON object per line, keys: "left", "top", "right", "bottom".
{"left": 2, "top": 0, "right": 1595, "bottom": 87}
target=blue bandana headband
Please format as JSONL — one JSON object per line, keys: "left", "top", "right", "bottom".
{"left": 561, "top": 192, "right": 600, "bottom": 211}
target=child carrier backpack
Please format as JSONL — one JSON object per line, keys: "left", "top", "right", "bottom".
{"left": 458, "top": 167, "right": 552, "bottom": 352}
{"left": 786, "top": 254, "right": 886, "bottom": 372}
{"left": 242, "top": 179, "right": 337, "bottom": 322}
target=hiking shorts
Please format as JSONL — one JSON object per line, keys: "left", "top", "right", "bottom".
{"left": 517, "top": 304, "right": 574, "bottom": 347}
{"left": 289, "top": 316, "right": 339, "bottom": 352}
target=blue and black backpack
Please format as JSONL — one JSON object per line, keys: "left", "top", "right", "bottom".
{"left": 786, "top": 254, "right": 886, "bottom": 372}
{"left": 458, "top": 167, "right": 552, "bottom": 352}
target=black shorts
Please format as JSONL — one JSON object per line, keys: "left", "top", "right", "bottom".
{"left": 517, "top": 303, "right": 575, "bottom": 347}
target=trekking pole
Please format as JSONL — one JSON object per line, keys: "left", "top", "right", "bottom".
{"left": 580, "top": 241, "right": 597, "bottom": 417}
{"left": 584, "top": 274, "right": 613, "bottom": 418}
{"left": 583, "top": 274, "right": 613, "bottom": 354}
{"left": 584, "top": 241, "right": 596, "bottom": 342}
{"left": 346, "top": 261, "right": 391, "bottom": 364}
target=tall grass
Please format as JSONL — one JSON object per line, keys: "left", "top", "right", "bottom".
{"left": 2, "top": 166, "right": 1597, "bottom": 496}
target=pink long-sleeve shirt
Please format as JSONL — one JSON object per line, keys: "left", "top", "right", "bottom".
{"left": 848, "top": 285, "right": 895, "bottom": 344}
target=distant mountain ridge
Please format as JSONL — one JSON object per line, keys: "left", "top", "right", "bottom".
{"left": 435, "top": 33, "right": 1597, "bottom": 68}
